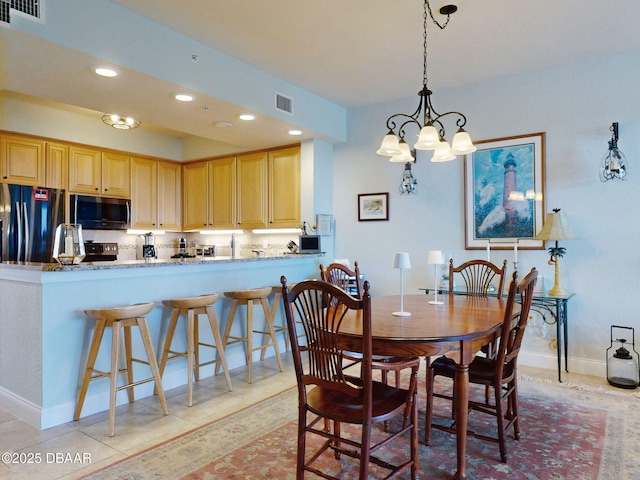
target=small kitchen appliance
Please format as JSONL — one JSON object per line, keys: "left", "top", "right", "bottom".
{"left": 138, "top": 232, "right": 156, "bottom": 259}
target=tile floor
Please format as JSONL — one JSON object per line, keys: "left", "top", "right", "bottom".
{"left": 0, "top": 355, "right": 625, "bottom": 480}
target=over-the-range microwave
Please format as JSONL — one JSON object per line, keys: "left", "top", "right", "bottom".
{"left": 70, "top": 194, "right": 131, "bottom": 230}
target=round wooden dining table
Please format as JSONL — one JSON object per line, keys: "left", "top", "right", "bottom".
{"left": 337, "top": 293, "right": 513, "bottom": 480}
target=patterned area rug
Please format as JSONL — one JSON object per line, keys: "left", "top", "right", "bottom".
{"left": 82, "top": 378, "right": 640, "bottom": 479}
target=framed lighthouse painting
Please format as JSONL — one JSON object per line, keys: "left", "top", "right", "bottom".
{"left": 464, "top": 132, "right": 546, "bottom": 250}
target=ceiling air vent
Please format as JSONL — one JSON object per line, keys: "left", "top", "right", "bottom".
{"left": 1, "top": 1, "right": 10, "bottom": 25}
{"left": 275, "top": 92, "right": 294, "bottom": 115}
{"left": 2, "top": 0, "right": 43, "bottom": 25}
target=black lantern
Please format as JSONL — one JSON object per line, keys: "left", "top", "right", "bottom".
{"left": 606, "top": 325, "right": 639, "bottom": 389}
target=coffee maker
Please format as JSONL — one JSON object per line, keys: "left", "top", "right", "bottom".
{"left": 138, "top": 232, "right": 156, "bottom": 259}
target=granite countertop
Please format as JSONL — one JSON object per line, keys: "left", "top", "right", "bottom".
{"left": 0, "top": 252, "right": 324, "bottom": 272}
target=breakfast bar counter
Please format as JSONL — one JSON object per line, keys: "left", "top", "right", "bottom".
{"left": 0, "top": 254, "right": 323, "bottom": 429}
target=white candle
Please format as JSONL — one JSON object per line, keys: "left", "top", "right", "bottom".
{"left": 514, "top": 242, "right": 518, "bottom": 263}
{"left": 64, "top": 235, "right": 74, "bottom": 256}
{"left": 486, "top": 242, "right": 491, "bottom": 262}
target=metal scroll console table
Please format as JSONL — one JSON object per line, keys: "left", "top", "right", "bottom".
{"left": 419, "top": 287, "right": 575, "bottom": 382}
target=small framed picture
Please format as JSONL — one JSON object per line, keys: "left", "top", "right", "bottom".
{"left": 358, "top": 192, "right": 389, "bottom": 221}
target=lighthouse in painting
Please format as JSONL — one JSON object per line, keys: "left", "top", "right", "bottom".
{"left": 502, "top": 152, "right": 517, "bottom": 222}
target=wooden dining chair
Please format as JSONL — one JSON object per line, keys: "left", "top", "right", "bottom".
{"left": 320, "top": 262, "right": 416, "bottom": 388}
{"left": 449, "top": 258, "right": 508, "bottom": 298}
{"left": 425, "top": 268, "right": 538, "bottom": 463}
{"left": 280, "top": 276, "right": 420, "bottom": 480}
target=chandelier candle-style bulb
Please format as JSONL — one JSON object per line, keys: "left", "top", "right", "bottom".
{"left": 427, "top": 250, "right": 445, "bottom": 305}
{"left": 393, "top": 252, "right": 412, "bottom": 316}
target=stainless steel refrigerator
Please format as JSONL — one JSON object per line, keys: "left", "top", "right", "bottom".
{"left": 0, "top": 184, "right": 65, "bottom": 263}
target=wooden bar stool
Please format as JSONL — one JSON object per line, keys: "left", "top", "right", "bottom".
{"left": 158, "top": 293, "right": 232, "bottom": 406}
{"left": 74, "top": 303, "right": 168, "bottom": 437}
{"left": 218, "top": 287, "right": 284, "bottom": 383}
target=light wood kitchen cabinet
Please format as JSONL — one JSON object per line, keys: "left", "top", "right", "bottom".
{"left": 157, "top": 161, "right": 182, "bottom": 231}
{"left": 237, "top": 152, "right": 268, "bottom": 229}
{"left": 0, "top": 134, "right": 46, "bottom": 186}
{"left": 182, "top": 157, "right": 236, "bottom": 230}
{"left": 101, "top": 152, "right": 130, "bottom": 198}
{"left": 183, "top": 146, "right": 300, "bottom": 231}
{"left": 45, "top": 142, "right": 68, "bottom": 190}
{"left": 268, "top": 146, "right": 300, "bottom": 228}
{"left": 209, "top": 157, "right": 237, "bottom": 229}
{"left": 69, "top": 148, "right": 130, "bottom": 198}
{"left": 68, "top": 146, "right": 102, "bottom": 194}
{"left": 131, "top": 157, "right": 182, "bottom": 231}
{"left": 182, "top": 161, "right": 210, "bottom": 230}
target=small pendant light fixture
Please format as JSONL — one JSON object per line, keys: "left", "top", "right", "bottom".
{"left": 377, "top": 0, "right": 475, "bottom": 165}
{"left": 600, "top": 122, "right": 627, "bottom": 181}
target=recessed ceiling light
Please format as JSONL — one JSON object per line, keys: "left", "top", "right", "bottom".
{"left": 239, "top": 114, "right": 255, "bottom": 121}
{"left": 174, "top": 93, "right": 195, "bottom": 102}
{"left": 94, "top": 67, "right": 119, "bottom": 77}
{"left": 214, "top": 121, "right": 233, "bottom": 128}
{"left": 288, "top": 129, "right": 302, "bottom": 136}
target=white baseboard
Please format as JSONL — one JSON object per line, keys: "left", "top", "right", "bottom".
{"left": 519, "top": 351, "right": 606, "bottom": 379}
{"left": 0, "top": 387, "right": 42, "bottom": 430}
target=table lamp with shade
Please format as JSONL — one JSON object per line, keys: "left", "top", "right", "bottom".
{"left": 427, "top": 250, "right": 445, "bottom": 305}
{"left": 534, "top": 208, "right": 577, "bottom": 296}
{"left": 392, "top": 252, "right": 411, "bottom": 316}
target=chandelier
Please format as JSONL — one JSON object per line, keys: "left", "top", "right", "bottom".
{"left": 102, "top": 113, "right": 141, "bottom": 130}
{"left": 600, "top": 122, "right": 627, "bottom": 182}
{"left": 377, "top": 0, "right": 475, "bottom": 165}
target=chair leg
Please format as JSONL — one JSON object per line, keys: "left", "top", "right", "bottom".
{"left": 158, "top": 307, "right": 180, "bottom": 379}
{"left": 510, "top": 377, "right": 521, "bottom": 439}
{"left": 136, "top": 316, "right": 169, "bottom": 417}
{"left": 204, "top": 305, "right": 233, "bottom": 392}
{"left": 358, "top": 419, "right": 371, "bottom": 479}
{"left": 123, "top": 325, "right": 135, "bottom": 403}
{"left": 186, "top": 308, "right": 195, "bottom": 407}
{"left": 246, "top": 300, "right": 254, "bottom": 383}
{"left": 74, "top": 319, "right": 106, "bottom": 421}
{"left": 216, "top": 300, "right": 238, "bottom": 375}
{"left": 261, "top": 297, "right": 283, "bottom": 372}
{"left": 493, "top": 383, "right": 508, "bottom": 463}
{"left": 193, "top": 310, "right": 200, "bottom": 382}
{"left": 424, "top": 364, "right": 435, "bottom": 445}
{"left": 410, "top": 390, "right": 419, "bottom": 479}
{"left": 108, "top": 321, "right": 121, "bottom": 437}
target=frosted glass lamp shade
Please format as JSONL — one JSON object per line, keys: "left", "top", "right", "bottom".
{"left": 451, "top": 129, "right": 477, "bottom": 155}
{"left": 377, "top": 131, "right": 402, "bottom": 156}
{"left": 431, "top": 141, "right": 456, "bottom": 162}
{"left": 389, "top": 141, "right": 415, "bottom": 163}
{"left": 393, "top": 252, "right": 411, "bottom": 269}
{"left": 427, "top": 250, "right": 445, "bottom": 265}
{"left": 414, "top": 125, "right": 440, "bottom": 150}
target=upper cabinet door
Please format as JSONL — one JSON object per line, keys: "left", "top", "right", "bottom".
{"left": 269, "top": 146, "right": 300, "bottom": 228}
{"left": 0, "top": 135, "right": 46, "bottom": 186}
{"left": 46, "top": 142, "right": 69, "bottom": 190}
{"left": 209, "top": 157, "right": 236, "bottom": 229}
{"left": 130, "top": 156, "right": 158, "bottom": 229}
{"left": 237, "top": 152, "right": 268, "bottom": 229}
{"left": 69, "top": 146, "right": 102, "bottom": 194}
{"left": 102, "top": 152, "right": 131, "bottom": 198}
{"left": 182, "top": 161, "right": 209, "bottom": 230}
{"left": 158, "top": 161, "right": 181, "bottom": 231}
